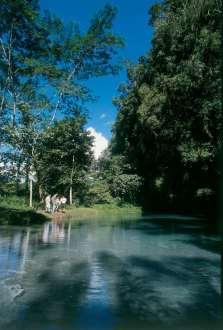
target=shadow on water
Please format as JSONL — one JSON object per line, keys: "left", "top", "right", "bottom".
{"left": 3, "top": 260, "right": 91, "bottom": 330}
{"left": 0, "top": 216, "right": 221, "bottom": 330}
{"left": 111, "top": 215, "right": 221, "bottom": 254}
{"left": 97, "top": 251, "right": 221, "bottom": 329}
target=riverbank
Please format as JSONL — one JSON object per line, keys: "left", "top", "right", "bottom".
{"left": 64, "top": 204, "right": 142, "bottom": 220}
{"left": 0, "top": 196, "right": 142, "bottom": 225}
{"left": 0, "top": 196, "right": 49, "bottom": 225}
{"left": 0, "top": 206, "right": 49, "bottom": 226}
{"left": 43, "top": 203, "right": 142, "bottom": 221}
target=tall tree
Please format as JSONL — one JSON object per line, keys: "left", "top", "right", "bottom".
{"left": 0, "top": 1, "right": 124, "bottom": 201}
{"left": 36, "top": 116, "right": 93, "bottom": 203}
{"left": 112, "top": 0, "right": 221, "bottom": 215}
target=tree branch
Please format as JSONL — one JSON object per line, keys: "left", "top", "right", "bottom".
{"left": 47, "top": 60, "right": 82, "bottom": 127}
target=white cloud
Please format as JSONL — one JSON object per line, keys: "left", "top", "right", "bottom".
{"left": 100, "top": 113, "right": 106, "bottom": 119}
{"left": 87, "top": 127, "right": 108, "bottom": 160}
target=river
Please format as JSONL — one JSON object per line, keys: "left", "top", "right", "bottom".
{"left": 0, "top": 215, "right": 221, "bottom": 330}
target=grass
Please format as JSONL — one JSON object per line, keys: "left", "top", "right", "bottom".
{"left": 0, "top": 196, "right": 142, "bottom": 225}
{"left": 65, "top": 203, "right": 142, "bottom": 220}
{"left": 0, "top": 195, "right": 49, "bottom": 226}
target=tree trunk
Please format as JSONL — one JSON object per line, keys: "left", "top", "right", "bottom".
{"left": 69, "top": 186, "right": 72, "bottom": 205}
{"left": 25, "top": 167, "right": 29, "bottom": 195}
{"left": 38, "top": 183, "right": 44, "bottom": 202}
{"left": 29, "top": 179, "right": 33, "bottom": 208}
{"left": 16, "top": 157, "right": 21, "bottom": 196}
{"left": 16, "top": 168, "right": 20, "bottom": 196}
{"left": 69, "top": 155, "right": 75, "bottom": 205}
{"left": 12, "top": 96, "right": 16, "bottom": 126}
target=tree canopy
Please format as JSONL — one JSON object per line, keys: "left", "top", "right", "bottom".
{"left": 111, "top": 0, "right": 221, "bottom": 215}
{"left": 0, "top": 0, "right": 124, "bottom": 202}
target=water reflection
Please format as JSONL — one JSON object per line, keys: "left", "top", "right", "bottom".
{"left": 42, "top": 221, "right": 66, "bottom": 243}
{"left": 0, "top": 216, "right": 221, "bottom": 330}
{"left": 0, "top": 228, "right": 31, "bottom": 279}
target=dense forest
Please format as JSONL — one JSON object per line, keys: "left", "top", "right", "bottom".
{"left": 0, "top": 0, "right": 222, "bottom": 222}
{"left": 110, "top": 0, "right": 222, "bottom": 219}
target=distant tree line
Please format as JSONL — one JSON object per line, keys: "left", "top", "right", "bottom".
{"left": 110, "top": 0, "right": 221, "bottom": 217}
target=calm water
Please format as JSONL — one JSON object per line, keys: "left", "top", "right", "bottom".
{"left": 0, "top": 215, "right": 221, "bottom": 330}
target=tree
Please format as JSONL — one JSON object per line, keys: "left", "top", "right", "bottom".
{"left": 36, "top": 116, "right": 93, "bottom": 204}
{"left": 112, "top": 0, "right": 221, "bottom": 215}
{"left": 0, "top": 1, "right": 124, "bottom": 203}
{"left": 98, "top": 151, "right": 143, "bottom": 204}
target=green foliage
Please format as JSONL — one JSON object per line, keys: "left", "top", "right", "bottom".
{"left": 110, "top": 174, "right": 143, "bottom": 204}
{"left": 0, "top": 195, "right": 28, "bottom": 210}
{"left": 0, "top": 195, "right": 47, "bottom": 225}
{"left": 112, "top": 0, "right": 221, "bottom": 214}
{"left": 84, "top": 181, "right": 114, "bottom": 206}
{"left": 36, "top": 116, "right": 93, "bottom": 196}
{"left": 0, "top": 0, "right": 124, "bottom": 204}
{"left": 97, "top": 152, "right": 143, "bottom": 204}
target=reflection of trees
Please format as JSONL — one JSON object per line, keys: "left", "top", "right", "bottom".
{"left": 0, "top": 223, "right": 92, "bottom": 329}
{"left": 0, "top": 220, "right": 75, "bottom": 281}
{"left": 67, "top": 221, "right": 71, "bottom": 250}
{"left": 20, "top": 229, "right": 30, "bottom": 273}
{"left": 0, "top": 218, "right": 221, "bottom": 330}
{"left": 42, "top": 221, "right": 65, "bottom": 243}
{"left": 76, "top": 258, "right": 117, "bottom": 330}
{"left": 41, "top": 221, "right": 74, "bottom": 247}
{"left": 0, "top": 228, "right": 31, "bottom": 277}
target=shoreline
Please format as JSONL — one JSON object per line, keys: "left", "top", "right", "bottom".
{"left": 0, "top": 203, "right": 142, "bottom": 226}
{"left": 42, "top": 204, "right": 142, "bottom": 222}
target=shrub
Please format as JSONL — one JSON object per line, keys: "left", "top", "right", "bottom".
{"left": 83, "top": 181, "right": 114, "bottom": 206}
{"left": 109, "top": 174, "right": 143, "bottom": 204}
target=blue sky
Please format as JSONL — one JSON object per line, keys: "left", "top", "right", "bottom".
{"left": 40, "top": 0, "right": 157, "bottom": 140}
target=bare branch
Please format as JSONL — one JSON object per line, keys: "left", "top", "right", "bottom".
{"left": 47, "top": 61, "right": 81, "bottom": 127}
{"left": 0, "top": 37, "right": 8, "bottom": 62}
{"left": 47, "top": 91, "right": 63, "bottom": 127}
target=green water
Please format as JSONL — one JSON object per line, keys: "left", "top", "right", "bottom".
{"left": 0, "top": 215, "right": 221, "bottom": 330}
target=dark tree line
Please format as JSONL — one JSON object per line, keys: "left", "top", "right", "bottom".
{"left": 111, "top": 0, "right": 222, "bottom": 217}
